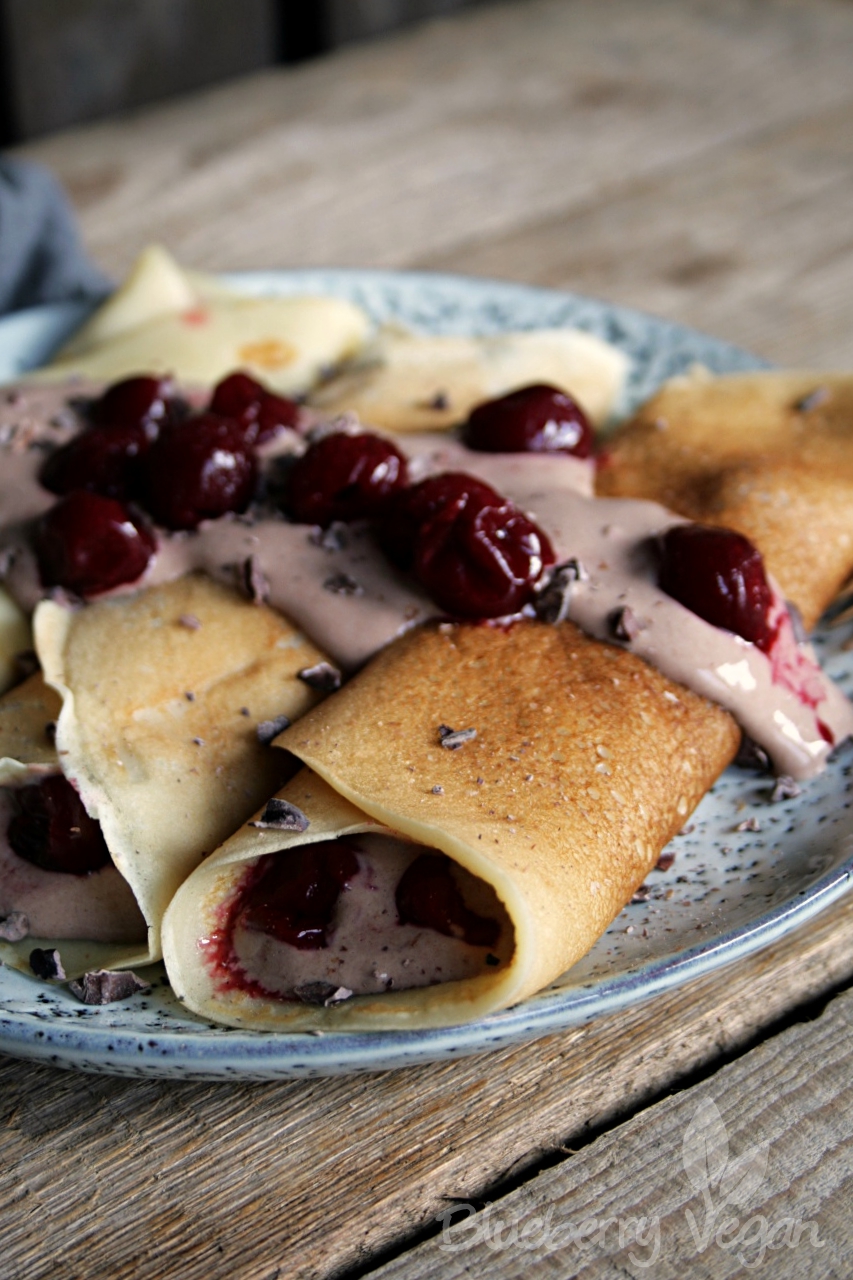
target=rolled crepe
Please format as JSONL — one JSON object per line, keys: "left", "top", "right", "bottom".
{"left": 309, "top": 325, "right": 628, "bottom": 432}
{"left": 162, "top": 619, "right": 739, "bottom": 1031}
{"left": 0, "top": 575, "right": 332, "bottom": 978}
{"left": 597, "top": 370, "right": 853, "bottom": 630}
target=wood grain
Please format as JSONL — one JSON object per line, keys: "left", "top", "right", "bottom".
{"left": 15, "top": 0, "right": 853, "bottom": 298}
{"left": 3, "top": 889, "right": 853, "bottom": 1280}
{"left": 371, "top": 987, "right": 853, "bottom": 1279}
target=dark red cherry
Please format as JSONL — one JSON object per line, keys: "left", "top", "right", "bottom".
{"left": 210, "top": 372, "right": 300, "bottom": 446}
{"left": 35, "top": 491, "right": 156, "bottom": 597}
{"left": 658, "top": 523, "right": 776, "bottom": 653}
{"left": 408, "top": 473, "right": 555, "bottom": 618}
{"left": 91, "top": 375, "right": 172, "bottom": 433}
{"left": 378, "top": 473, "right": 502, "bottom": 570}
{"left": 462, "top": 383, "right": 593, "bottom": 458}
{"left": 237, "top": 840, "right": 359, "bottom": 950}
{"left": 284, "top": 431, "right": 409, "bottom": 527}
{"left": 141, "top": 413, "right": 257, "bottom": 530}
{"left": 40, "top": 423, "right": 150, "bottom": 500}
{"left": 396, "top": 853, "right": 500, "bottom": 947}
{"left": 8, "top": 776, "right": 111, "bottom": 875}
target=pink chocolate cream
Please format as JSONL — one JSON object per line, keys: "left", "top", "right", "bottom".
{"left": 203, "top": 835, "right": 514, "bottom": 1002}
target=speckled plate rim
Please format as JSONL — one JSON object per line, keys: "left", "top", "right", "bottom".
{"left": 0, "top": 268, "right": 851, "bottom": 1080}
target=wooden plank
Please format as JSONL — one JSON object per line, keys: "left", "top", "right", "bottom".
{"left": 14, "top": 0, "right": 853, "bottom": 281}
{"left": 369, "top": 986, "right": 853, "bottom": 1279}
{"left": 2, "top": 888, "right": 853, "bottom": 1280}
{"left": 417, "top": 95, "right": 853, "bottom": 367}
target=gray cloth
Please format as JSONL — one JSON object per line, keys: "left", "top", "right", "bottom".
{"left": 0, "top": 157, "right": 111, "bottom": 314}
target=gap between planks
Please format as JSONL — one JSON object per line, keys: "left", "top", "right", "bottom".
{"left": 362, "top": 984, "right": 853, "bottom": 1279}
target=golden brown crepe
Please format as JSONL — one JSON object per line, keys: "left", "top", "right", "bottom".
{"left": 309, "top": 325, "right": 628, "bottom": 432}
{"left": 162, "top": 620, "right": 739, "bottom": 1031}
{"left": 597, "top": 369, "right": 853, "bottom": 631}
{"left": 34, "top": 245, "right": 371, "bottom": 395}
{"left": 0, "top": 575, "right": 333, "bottom": 978}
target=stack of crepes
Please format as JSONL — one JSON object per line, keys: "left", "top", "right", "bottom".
{"left": 162, "top": 369, "right": 853, "bottom": 1034}
{"left": 0, "top": 247, "right": 635, "bottom": 999}
{"left": 0, "top": 575, "right": 330, "bottom": 977}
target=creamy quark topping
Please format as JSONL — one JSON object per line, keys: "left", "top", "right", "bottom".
{"left": 218, "top": 834, "right": 513, "bottom": 1001}
{"left": 0, "top": 380, "right": 850, "bottom": 779}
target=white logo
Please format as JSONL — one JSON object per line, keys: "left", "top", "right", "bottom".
{"left": 682, "top": 1098, "right": 822, "bottom": 1268}
{"left": 435, "top": 1096, "right": 824, "bottom": 1268}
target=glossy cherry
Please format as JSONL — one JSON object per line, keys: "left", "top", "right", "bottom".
{"left": 91, "top": 375, "right": 173, "bottom": 433}
{"left": 658, "top": 523, "right": 776, "bottom": 653}
{"left": 396, "top": 853, "right": 500, "bottom": 947}
{"left": 404, "top": 472, "right": 554, "bottom": 618}
{"left": 284, "top": 431, "right": 409, "bottom": 527}
{"left": 35, "top": 491, "right": 156, "bottom": 597}
{"left": 210, "top": 372, "right": 300, "bottom": 445}
{"left": 8, "top": 776, "right": 111, "bottom": 875}
{"left": 237, "top": 841, "right": 359, "bottom": 950}
{"left": 378, "top": 473, "right": 501, "bottom": 570}
{"left": 462, "top": 383, "right": 593, "bottom": 458}
{"left": 141, "top": 413, "right": 257, "bottom": 530}
{"left": 40, "top": 422, "right": 151, "bottom": 500}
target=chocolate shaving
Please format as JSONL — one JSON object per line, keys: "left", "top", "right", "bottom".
{"left": 298, "top": 662, "right": 342, "bottom": 692}
{"left": 655, "top": 852, "right": 676, "bottom": 872}
{"left": 770, "top": 775, "right": 801, "bottom": 803}
{"left": 609, "top": 605, "right": 647, "bottom": 643}
{"left": 29, "top": 948, "right": 66, "bottom": 980}
{"left": 794, "top": 386, "right": 831, "bottom": 413}
{"left": 736, "top": 816, "right": 761, "bottom": 832}
{"left": 425, "top": 390, "right": 449, "bottom": 410}
{"left": 735, "top": 736, "right": 771, "bottom": 772}
{"left": 243, "top": 554, "right": 270, "bottom": 605}
{"left": 14, "top": 649, "right": 39, "bottom": 681}
{"left": 535, "top": 558, "right": 588, "bottom": 624}
{"left": 630, "top": 884, "right": 651, "bottom": 903}
{"left": 178, "top": 613, "right": 201, "bottom": 630}
{"left": 0, "top": 911, "right": 28, "bottom": 941}
{"left": 293, "top": 981, "right": 352, "bottom": 1007}
{"left": 323, "top": 572, "right": 363, "bottom": 596}
{"left": 256, "top": 714, "right": 291, "bottom": 745}
{"left": 438, "top": 725, "right": 477, "bottom": 750}
{"left": 431, "top": 785, "right": 444, "bottom": 795}
{"left": 69, "top": 970, "right": 151, "bottom": 1005}
{"left": 249, "top": 798, "right": 310, "bottom": 832}
{"left": 310, "top": 522, "right": 350, "bottom": 553}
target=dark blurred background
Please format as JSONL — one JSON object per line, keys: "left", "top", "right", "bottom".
{"left": 0, "top": 0, "right": 488, "bottom": 143}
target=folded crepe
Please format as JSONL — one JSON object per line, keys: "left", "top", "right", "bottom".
{"left": 597, "top": 369, "right": 853, "bottom": 631}
{"left": 162, "top": 619, "right": 739, "bottom": 1031}
{"left": 0, "top": 574, "right": 332, "bottom": 978}
{"left": 34, "top": 245, "right": 371, "bottom": 395}
{"left": 309, "top": 325, "right": 628, "bottom": 432}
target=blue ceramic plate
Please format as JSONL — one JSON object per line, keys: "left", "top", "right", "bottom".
{"left": 1, "top": 270, "right": 851, "bottom": 1080}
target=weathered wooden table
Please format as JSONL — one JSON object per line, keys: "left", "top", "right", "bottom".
{"left": 5, "top": 2, "right": 853, "bottom": 1276}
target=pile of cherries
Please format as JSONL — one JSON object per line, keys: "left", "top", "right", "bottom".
{"left": 36, "top": 372, "right": 299, "bottom": 597}
{"left": 35, "top": 371, "right": 776, "bottom": 644}
{"left": 281, "top": 382, "right": 596, "bottom": 618}
{"left": 36, "top": 377, "right": 589, "bottom": 617}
